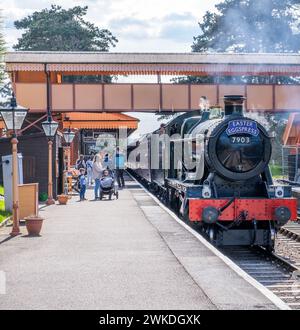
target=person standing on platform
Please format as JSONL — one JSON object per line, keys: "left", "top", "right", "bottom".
{"left": 86, "top": 156, "right": 94, "bottom": 186}
{"left": 114, "top": 147, "right": 125, "bottom": 189}
{"left": 92, "top": 154, "right": 103, "bottom": 200}
{"left": 75, "top": 154, "right": 86, "bottom": 173}
{"left": 103, "top": 153, "right": 111, "bottom": 169}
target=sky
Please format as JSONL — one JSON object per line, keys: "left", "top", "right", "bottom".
{"left": 1, "top": 0, "right": 220, "bottom": 137}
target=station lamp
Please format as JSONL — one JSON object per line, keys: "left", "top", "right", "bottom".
{"left": 41, "top": 117, "right": 59, "bottom": 139}
{"left": 0, "top": 93, "right": 28, "bottom": 236}
{"left": 62, "top": 127, "right": 76, "bottom": 195}
{"left": 41, "top": 115, "right": 59, "bottom": 205}
{"left": 63, "top": 128, "right": 76, "bottom": 145}
{"left": 0, "top": 93, "right": 28, "bottom": 132}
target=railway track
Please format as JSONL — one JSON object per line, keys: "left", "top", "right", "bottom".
{"left": 196, "top": 218, "right": 300, "bottom": 309}
{"left": 279, "top": 220, "right": 300, "bottom": 242}
{"left": 130, "top": 173, "right": 300, "bottom": 309}
{"left": 220, "top": 246, "right": 300, "bottom": 309}
{"left": 200, "top": 222, "right": 300, "bottom": 309}
{"left": 200, "top": 223, "right": 300, "bottom": 309}
{"left": 276, "top": 221, "right": 300, "bottom": 269}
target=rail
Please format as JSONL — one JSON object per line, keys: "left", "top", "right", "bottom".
{"left": 129, "top": 170, "right": 300, "bottom": 310}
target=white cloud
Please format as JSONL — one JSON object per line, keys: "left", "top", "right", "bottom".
{"left": 1, "top": 0, "right": 220, "bottom": 51}
{"left": 0, "top": 0, "right": 220, "bottom": 134}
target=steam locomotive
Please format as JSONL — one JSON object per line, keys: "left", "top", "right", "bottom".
{"left": 127, "top": 95, "right": 297, "bottom": 250}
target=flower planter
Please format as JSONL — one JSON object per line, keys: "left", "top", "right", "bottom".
{"left": 24, "top": 215, "right": 44, "bottom": 236}
{"left": 57, "top": 194, "right": 69, "bottom": 205}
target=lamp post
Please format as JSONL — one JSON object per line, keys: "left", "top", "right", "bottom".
{"left": 41, "top": 116, "right": 59, "bottom": 205}
{"left": 62, "top": 128, "right": 76, "bottom": 194}
{"left": 63, "top": 128, "right": 76, "bottom": 171}
{"left": 0, "top": 93, "right": 28, "bottom": 236}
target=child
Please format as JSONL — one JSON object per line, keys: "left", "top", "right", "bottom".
{"left": 102, "top": 169, "right": 110, "bottom": 177}
{"left": 103, "top": 153, "right": 110, "bottom": 169}
{"left": 78, "top": 168, "right": 87, "bottom": 201}
{"left": 100, "top": 169, "right": 114, "bottom": 189}
{"left": 98, "top": 170, "right": 114, "bottom": 200}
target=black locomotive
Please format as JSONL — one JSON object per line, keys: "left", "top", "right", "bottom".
{"left": 128, "top": 95, "right": 297, "bottom": 250}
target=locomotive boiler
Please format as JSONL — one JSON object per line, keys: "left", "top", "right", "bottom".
{"left": 128, "top": 95, "right": 297, "bottom": 250}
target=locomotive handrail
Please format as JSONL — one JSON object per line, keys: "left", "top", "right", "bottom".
{"left": 169, "top": 135, "right": 205, "bottom": 143}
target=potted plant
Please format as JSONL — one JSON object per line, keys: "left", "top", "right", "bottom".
{"left": 57, "top": 194, "right": 69, "bottom": 205}
{"left": 24, "top": 215, "right": 44, "bottom": 236}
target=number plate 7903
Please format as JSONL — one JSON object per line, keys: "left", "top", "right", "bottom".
{"left": 230, "top": 136, "right": 251, "bottom": 144}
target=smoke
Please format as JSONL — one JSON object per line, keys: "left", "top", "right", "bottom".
{"left": 212, "top": 0, "right": 300, "bottom": 53}
{"left": 245, "top": 111, "right": 271, "bottom": 131}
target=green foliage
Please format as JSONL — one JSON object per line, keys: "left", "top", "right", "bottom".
{"left": 171, "top": 76, "right": 214, "bottom": 84}
{"left": 172, "top": 75, "right": 300, "bottom": 85}
{"left": 192, "top": 0, "right": 300, "bottom": 53}
{"left": 0, "top": 199, "right": 11, "bottom": 224}
{"left": 264, "top": 113, "right": 289, "bottom": 165}
{"left": 0, "top": 186, "right": 10, "bottom": 223}
{"left": 174, "top": 0, "right": 300, "bottom": 85}
{"left": 269, "top": 164, "right": 282, "bottom": 178}
{"left": 62, "top": 74, "right": 115, "bottom": 84}
{"left": 13, "top": 5, "right": 118, "bottom": 51}
{"left": 39, "top": 192, "right": 48, "bottom": 202}
{"left": 13, "top": 5, "right": 118, "bottom": 83}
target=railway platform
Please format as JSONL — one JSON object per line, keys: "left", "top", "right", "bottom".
{"left": 0, "top": 176, "right": 282, "bottom": 310}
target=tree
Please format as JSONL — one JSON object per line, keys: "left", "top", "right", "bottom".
{"left": 173, "top": 0, "right": 300, "bottom": 85}
{"left": 13, "top": 5, "right": 118, "bottom": 83}
{"left": 0, "top": 11, "right": 5, "bottom": 86}
{"left": 190, "top": 0, "right": 300, "bottom": 164}
{"left": 0, "top": 11, "right": 12, "bottom": 101}
{"left": 192, "top": 0, "right": 300, "bottom": 53}
{"left": 13, "top": 5, "right": 118, "bottom": 51}
{"left": 164, "top": 1, "right": 295, "bottom": 165}
{"left": 247, "top": 112, "right": 289, "bottom": 166}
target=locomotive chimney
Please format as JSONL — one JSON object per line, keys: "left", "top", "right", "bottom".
{"left": 223, "top": 95, "right": 245, "bottom": 116}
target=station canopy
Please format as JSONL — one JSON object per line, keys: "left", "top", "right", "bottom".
{"left": 61, "top": 112, "right": 139, "bottom": 130}
{"left": 6, "top": 51, "right": 300, "bottom": 114}
{"left": 6, "top": 51, "right": 300, "bottom": 75}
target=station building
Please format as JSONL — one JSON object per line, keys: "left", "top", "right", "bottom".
{"left": 2, "top": 51, "right": 300, "bottom": 198}
{"left": 0, "top": 113, "right": 138, "bottom": 197}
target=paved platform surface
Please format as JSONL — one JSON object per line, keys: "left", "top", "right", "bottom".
{"left": 0, "top": 177, "right": 277, "bottom": 310}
